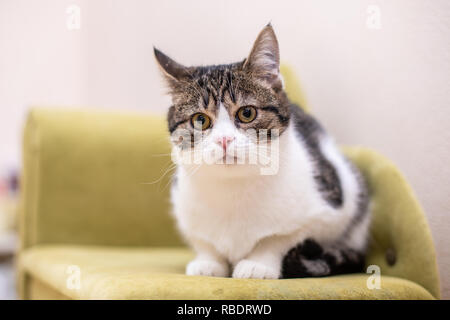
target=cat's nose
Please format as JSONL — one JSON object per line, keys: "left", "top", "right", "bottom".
{"left": 215, "top": 136, "right": 235, "bottom": 151}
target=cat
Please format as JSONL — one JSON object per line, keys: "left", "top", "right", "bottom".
{"left": 154, "top": 24, "right": 370, "bottom": 279}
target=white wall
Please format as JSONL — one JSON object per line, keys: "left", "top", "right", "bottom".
{"left": 0, "top": 0, "right": 89, "bottom": 172}
{"left": 1, "top": 0, "right": 449, "bottom": 298}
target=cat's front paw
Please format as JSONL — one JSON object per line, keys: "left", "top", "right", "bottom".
{"left": 232, "top": 259, "right": 280, "bottom": 279}
{"left": 186, "top": 259, "right": 229, "bottom": 277}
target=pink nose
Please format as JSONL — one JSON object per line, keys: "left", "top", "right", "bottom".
{"left": 216, "top": 136, "right": 234, "bottom": 151}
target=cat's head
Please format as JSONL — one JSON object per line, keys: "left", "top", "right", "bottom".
{"left": 155, "top": 24, "right": 290, "bottom": 175}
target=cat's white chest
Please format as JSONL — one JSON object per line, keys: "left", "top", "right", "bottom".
{"left": 172, "top": 174, "right": 313, "bottom": 263}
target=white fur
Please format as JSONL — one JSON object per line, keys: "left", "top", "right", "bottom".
{"left": 170, "top": 109, "right": 368, "bottom": 279}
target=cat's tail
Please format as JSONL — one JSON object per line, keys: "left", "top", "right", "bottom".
{"left": 281, "top": 238, "right": 365, "bottom": 278}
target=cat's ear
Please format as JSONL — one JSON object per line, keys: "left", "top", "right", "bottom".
{"left": 154, "top": 47, "right": 191, "bottom": 84}
{"left": 243, "top": 24, "right": 282, "bottom": 89}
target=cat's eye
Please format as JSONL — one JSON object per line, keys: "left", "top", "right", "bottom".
{"left": 236, "top": 106, "right": 257, "bottom": 123}
{"left": 191, "top": 113, "right": 211, "bottom": 130}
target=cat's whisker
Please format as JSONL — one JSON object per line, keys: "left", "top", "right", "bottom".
{"left": 158, "top": 166, "right": 180, "bottom": 193}
{"left": 150, "top": 153, "right": 173, "bottom": 158}
{"left": 140, "top": 162, "right": 177, "bottom": 185}
{"left": 172, "top": 164, "right": 202, "bottom": 186}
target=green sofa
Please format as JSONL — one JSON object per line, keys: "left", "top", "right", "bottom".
{"left": 17, "top": 70, "right": 440, "bottom": 300}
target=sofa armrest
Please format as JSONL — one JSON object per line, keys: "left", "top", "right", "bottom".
{"left": 343, "top": 147, "right": 441, "bottom": 299}
{"left": 20, "top": 108, "right": 183, "bottom": 249}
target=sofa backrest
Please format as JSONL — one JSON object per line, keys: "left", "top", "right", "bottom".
{"left": 21, "top": 108, "right": 184, "bottom": 248}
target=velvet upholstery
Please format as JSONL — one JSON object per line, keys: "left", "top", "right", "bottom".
{"left": 20, "top": 245, "right": 434, "bottom": 300}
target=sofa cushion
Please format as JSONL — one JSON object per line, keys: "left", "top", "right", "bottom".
{"left": 19, "top": 245, "right": 434, "bottom": 300}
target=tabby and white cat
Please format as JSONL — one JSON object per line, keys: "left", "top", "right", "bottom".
{"left": 154, "top": 24, "right": 370, "bottom": 279}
